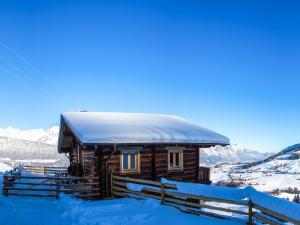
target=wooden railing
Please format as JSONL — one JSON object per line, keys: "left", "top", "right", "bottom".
{"left": 111, "top": 175, "right": 300, "bottom": 225}
{"left": 2, "top": 173, "right": 100, "bottom": 199}
{"left": 23, "top": 165, "right": 67, "bottom": 175}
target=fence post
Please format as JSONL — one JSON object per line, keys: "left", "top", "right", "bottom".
{"left": 55, "top": 174, "right": 60, "bottom": 199}
{"left": 110, "top": 170, "right": 114, "bottom": 197}
{"left": 160, "top": 183, "right": 165, "bottom": 204}
{"left": 248, "top": 199, "right": 253, "bottom": 225}
{"left": 43, "top": 166, "right": 46, "bottom": 175}
{"left": 2, "top": 176, "right": 7, "bottom": 197}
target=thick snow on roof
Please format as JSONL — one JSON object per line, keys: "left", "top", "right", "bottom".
{"left": 61, "top": 112, "right": 230, "bottom": 145}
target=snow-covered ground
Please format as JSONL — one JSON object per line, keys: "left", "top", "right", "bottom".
{"left": 0, "top": 173, "right": 241, "bottom": 225}
{"left": 1, "top": 162, "right": 299, "bottom": 225}
{"left": 0, "top": 195, "right": 243, "bottom": 225}
{"left": 0, "top": 162, "right": 12, "bottom": 172}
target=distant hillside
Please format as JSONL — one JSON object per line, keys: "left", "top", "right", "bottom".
{"left": 0, "top": 126, "right": 59, "bottom": 145}
{"left": 200, "top": 144, "right": 273, "bottom": 166}
{"left": 242, "top": 143, "right": 300, "bottom": 169}
{"left": 0, "top": 136, "right": 67, "bottom": 166}
{"left": 211, "top": 144, "right": 300, "bottom": 192}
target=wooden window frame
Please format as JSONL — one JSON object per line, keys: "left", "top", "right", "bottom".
{"left": 168, "top": 149, "right": 183, "bottom": 171}
{"left": 120, "top": 150, "right": 140, "bottom": 174}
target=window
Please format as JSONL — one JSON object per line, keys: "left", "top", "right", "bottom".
{"left": 121, "top": 150, "right": 140, "bottom": 173}
{"left": 168, "top": 150, "right": 183, "bottom": 170}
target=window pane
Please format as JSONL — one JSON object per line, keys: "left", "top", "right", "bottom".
{"left": 170, "top": 153, "right": 173, "bottom": 167}
{"left": 123, "top": 153, "right": 128, "bottom": 169}
{"left": 175, "top": 153, "right": 180, "bottom": 167}
{"left": 130, "top": 152, "right": 136, "bottom": 169}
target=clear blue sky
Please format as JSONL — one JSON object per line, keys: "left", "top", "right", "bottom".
{"left": 0, "top": 0, "right": 299, "bottom": 152}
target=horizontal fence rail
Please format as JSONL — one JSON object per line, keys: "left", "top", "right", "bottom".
{"left": 23, "top": 166, "right": 68, "bottom": 175}
{"left": 2, "top": 173, "right": 101, "bottom": 199}
{"left": 111, "top": 175, "right": 300, "bottom": 225}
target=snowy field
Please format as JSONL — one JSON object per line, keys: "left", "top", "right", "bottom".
{"left": 0, "top": 193, "right": 243, "bottom": 225}
{"left": 1, "top": 161, "right": 300, "bottom": 225}
{"left": 0, "top": 163, "right": 243, "bottom": 225}
{"left": 0, "top": 166, "right": 241, "bottom": 225}
{"left": 211, "top": 165, "right": 300, "bottom": 192}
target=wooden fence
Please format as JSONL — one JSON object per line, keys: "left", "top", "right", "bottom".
{"left": 23, "top": 165, "right": 67, "bottom": 175}
{"left": 111, "top": 175, "right": 300, "bottom": 225}
{"left": 2, "top": 174, "right": 100, "bottom": 199}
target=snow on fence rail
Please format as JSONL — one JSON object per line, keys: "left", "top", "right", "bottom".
{"left": 2, "top": 173, "right": 100, "bottom": 199}
{"left": 111, "top": 175, "right": 300, "bottom": 225}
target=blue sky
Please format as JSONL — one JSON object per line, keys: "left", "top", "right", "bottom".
{"left": 0, "top": 0, "right": 299, "bottom": 152}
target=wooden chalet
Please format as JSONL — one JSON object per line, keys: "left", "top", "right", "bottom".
{"left": 58, "top": 112, "right": 229, "bottom": 197}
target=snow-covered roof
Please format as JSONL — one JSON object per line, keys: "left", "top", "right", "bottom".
{"left": 60, "top": 112, "right": 230, "bottom": 145}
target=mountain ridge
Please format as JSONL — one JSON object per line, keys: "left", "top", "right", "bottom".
{"left": 200, "top": 144, "right": 273, "bottom": 166}
{"left": 0, "top": 126, "right": 59, "bottom": 145}
{"left": 0, "top": 126, "right": 272, "bottom": 166}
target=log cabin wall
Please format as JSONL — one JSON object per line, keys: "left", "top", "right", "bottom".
{"left": 82, "top": 149, "right": 96, "bottom": 175}
{"left": 153, "top": 145, "right": 199, "bottom": 183}
{"left": 68, "top": 143, "right": 215, "bottom": 197}
{"left": 96, "top": 145, "right": 153, "bottom": 197}
{"left": 69, "top": 146, "right": 79, "bottom": 165}
{"left": 91, "top": 144, "right": 200, "bottom": 196}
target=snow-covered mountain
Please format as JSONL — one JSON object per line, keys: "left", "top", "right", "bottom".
{"left": 240, "top": 144, "right": 300, "bottom": 174}
{"left": 0, "top": 126, "right": 59, "bottom": 145}
{"left": 0, "top": 136, "right": 68, "bottom": 166}
{"left": 200, "top": 144, "right": 272, "bottom": 166}
{"left": 0, "top": 126, "right": 68, "bottom": 166}
{"left": 211, "top": 144, "right": 300, "bottom": 195}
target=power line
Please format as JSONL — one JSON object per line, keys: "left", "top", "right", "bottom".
{"left": 0, "top": 41, "right": 58, "bottom": 88}
{"left": 0, "top": 64, "right": 49, "bottom": 99}
{"left": 0, "top": 64, "right": 22, "bottom": 81}
{"left": 0, "top": 55, "right": 49, "bottom": 96}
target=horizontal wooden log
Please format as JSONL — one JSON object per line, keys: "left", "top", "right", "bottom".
{"left": 61, "top": 183, "right": 99, "bottom": 187}
{"left": 5, "top": 187, "right": 56, "bottom": 192}
{"left": 5, "top": 175, "right": 99, "bottom": 180}
{"left": 113, "top": 186, "right": 161, "bottom": 200}
{"left": 24, "top": 166, "right": 67, "bottom": 170}
{"left": 112, "top": 181, "right": 127, "bottom": 187}
{"left": 164, "top": 197, "right": 248, "bottom": 216}
{"left": 59, "top": 188, "right": 100, "bottom": 192}
{"left": 4, "top": 175, "right": 56, "bottom": 180}
{"left": 113, "top": 191, "right": 130, "bottom": 197}
{"left": 164, "top": 190, "right": 248, "bottom": 206}
{"left": 73, "top": 193, "right": 101, "bottom": 198}
{"left": 5, "top": 193, "right": 57, "bottom": 198}
{"left": 13, "top": 182, "right": 57, "bottom": 186}
{"left": 253, "top": 212, "right": 282, "bottom": 225}
{"left": 253, "top": 203, "right": 300, "bottom": 225}
{"left": 113, "top": 175, "right": 177, "bottom": 189}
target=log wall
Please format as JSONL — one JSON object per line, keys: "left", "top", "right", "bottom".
{"left": 68, "top": 144, "right": 209, "bottom": 197}
{"left": 153, "top": 145, "right": 198, "bottom": 182}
